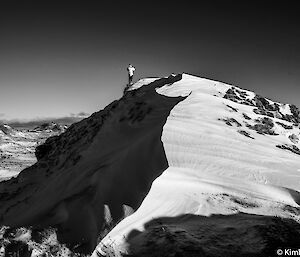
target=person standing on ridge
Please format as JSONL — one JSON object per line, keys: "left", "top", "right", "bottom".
{"left": 127, "top": 64, "right": 135, "bottom": 86}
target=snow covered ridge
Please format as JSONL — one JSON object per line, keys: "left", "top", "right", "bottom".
{"left": 94, "top": 74, "right": 300, "bottom": 256}
{"left": 0, "top": 73, "right": 300, "bottom": 256}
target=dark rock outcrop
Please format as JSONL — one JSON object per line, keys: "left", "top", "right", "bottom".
{"left": 219, "top": 118, "right": 242, "bottom": 127}
{"left": 290, "top": 104, "right": 300, "bottom": 123}
{"left": 246, "top": 117, "right": 278, "bottom": 135}
{"left": 253, "top": 108, "right": 274, "bottom": 118}
{"left": 238, "top": 130, "right": 255, "bottom": 139}
{"left": 223, "top": 87, "right": 300, "bottom": 124}
{"left": 242, "top": 113, "right": 251, "bottom": 120}
{"left": 253, "top": 95, "right": 276, "bottom": 111}
{"left": 288, "top": 134, "right": 299, "bottom": 144}
{"left": 276, "top": 121, "right": 293, "bottom": 130}
{"left": 223, "top": 88, "right": 240, "bottom": 102}
{"left": 223, "top": 87, "right": 253, "bottom": 106}
{"left": 124, "top": 213, "right": 300, "bottom": 257}
{"left": 226, "top": 105, "right": 238, "bottom": 112}
{"left": 276, "top": 144, "right": 300, "bottom": 155}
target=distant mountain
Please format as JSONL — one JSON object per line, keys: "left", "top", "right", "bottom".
{"left": 7, "top": 116, "right": 86, "bottom": 131}
{"left": 0, "top": 74, "right": 299, "bottom": 257}
{"left": 0, "top": 123, "right": 67, "bottom": 182}
{"left": 31, "top": 122, "right": 68, "bottom": 133}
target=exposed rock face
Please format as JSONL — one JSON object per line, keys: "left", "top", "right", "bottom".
{"left": 226, "top": 104, "right": 238, "bottom": 112}
{"left": 242, "top": 113, "right": 251, "bottom": 120}
{"left": 238, "top": 130, "right": 255, "bottom": 139}
{"left": 0, "top": 226, "right": 71, "bottom": 256}
{"left": 253, "top": 95, "right": 278, "bottom": 111}
{"left": 222, "top": 85, "right": 300, "bottom": 162}
{"left": 0, "top": 74, "right": 185, "bottom": 254}
{"left": 223, "top": 88, "right": 300, "bottom": 124}
{"left": 222, "top": 85, "right": 300, "bottom": 158}
{"left": 223, "top": 88, "right": 238, "bottom": 102}
{"left": 253, "top": 108, "right": 275, "bottom": 118}
{"left": 276, "top": 121, "right": 293, "bottom": 130}
{"left": 288, "top": 134, "right": 299, "bottom": 144}
{"left": 276, "top": 144, "right": 300, "bottom": 155}
{"left": 223, "top": 87, "right": 253, "bottom": 106}
{"left": 290, "top": 104, "right": 300, "bottom": 123}
{"left": 246, "top": 117, "right": 278, "bottom": 135}
{"left": 219, "top": 118, "right": 242, "bottom": 127}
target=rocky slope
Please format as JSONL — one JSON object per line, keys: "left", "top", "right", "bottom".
{"left": 0, "top": 74, "right": 300, "bottom": 257}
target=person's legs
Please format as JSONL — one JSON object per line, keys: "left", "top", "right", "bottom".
{"left": 129, "top": 75, "right": 133, "bottom": 85}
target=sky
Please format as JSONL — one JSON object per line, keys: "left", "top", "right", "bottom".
{"left": 0, "top": 1, "right": 300, "bottom": 122}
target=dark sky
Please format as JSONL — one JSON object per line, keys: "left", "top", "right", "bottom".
{"left": 0, "top": 1, "right": 299, "bottom": 121}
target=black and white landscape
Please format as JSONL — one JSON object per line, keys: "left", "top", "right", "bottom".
{"left": 1, "top": 74, "right": 300, "bottom": 256}
{"left": 1, "top": 1, "right": 300, "bottom": 257}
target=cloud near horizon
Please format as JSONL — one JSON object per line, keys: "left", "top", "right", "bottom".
{"left": 70, "top": 112, "right": 90, "bottom": 118}
{"left": 0, "top": 111, "right": 90, "bottom": 123}
{"left": 0, "top": 114, "right": 89, "bottom": 129}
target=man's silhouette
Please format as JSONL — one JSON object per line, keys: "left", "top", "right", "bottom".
{"left": 127, "top": 64, "right": 135, "bottom": 86}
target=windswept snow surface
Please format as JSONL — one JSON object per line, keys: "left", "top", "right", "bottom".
{"left": 94, "top": 74, "right": 300, "bottom": 256}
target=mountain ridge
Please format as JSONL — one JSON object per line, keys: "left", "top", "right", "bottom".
{"left": 95, "top": 73, "right": 300, "bottom": 256}
{"left": 0, "top": 73, "right": 299, "bottom": 256}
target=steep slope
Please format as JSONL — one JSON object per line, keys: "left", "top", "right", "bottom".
{"left": 93, "top": 74, "right": 300, "bottom": 256}
{"left": 0, "top": 75, "right": 185, "bottom": 254}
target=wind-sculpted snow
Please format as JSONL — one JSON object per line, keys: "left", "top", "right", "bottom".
{"left": 0, "top": 74, "right": 185, "bottom": 254}
{"left": 94, "top": 74, "right": 300, "bottom": 256}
